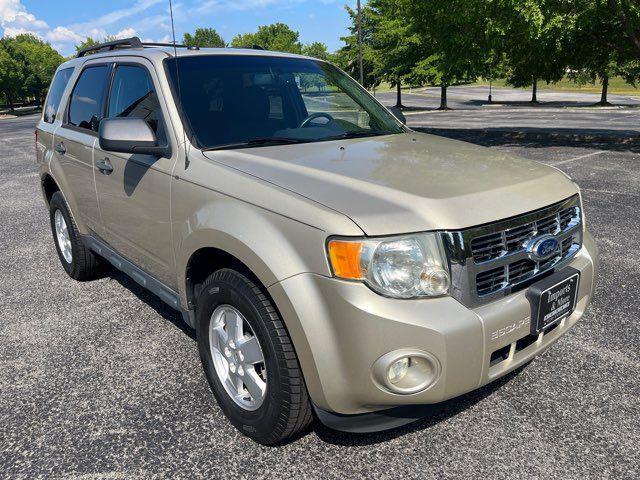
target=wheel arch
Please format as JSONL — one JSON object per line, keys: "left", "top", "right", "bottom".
{"left": 41, "top": 173, "right": 60, "bottom": 204}
{"left": 175, "top": 197, "right": 334, "bottom": 311}
{"left": 179, "top": 227, "right": 291, "bottom": 313}
{"left": 184, "top": 245, "right": 267, "bottom": 312}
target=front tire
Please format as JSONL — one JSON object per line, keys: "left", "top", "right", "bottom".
{"left": 49, "top": 192, "right": 103, "bottom": 281}
{"left": 196, "top": 268, "right": 313, "bottom": 445}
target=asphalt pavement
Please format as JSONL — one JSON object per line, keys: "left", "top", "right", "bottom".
{"left": 375, "top": 84, "right": 640, "bottom": 109}
{"left": 1, "top": 100, "right": 639, "bottom": 479}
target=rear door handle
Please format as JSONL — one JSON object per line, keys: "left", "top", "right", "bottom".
{"left": 95, "top": 157, "right": 113, "bottom": 175}
{"left": 54, "top": 142, "right": 66, "bottom": 156}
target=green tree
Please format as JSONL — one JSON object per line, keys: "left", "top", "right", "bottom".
{"left": 606, "top": 0, "right": 640, "bottom": 57}
{"left": 492, "top": 0, "right": 573, "bottom": 103}
{"left": 15, "top": 34, "right": 63, "bottom": 105}
{"left": 566, "top": 1, "right": 640, "bottom": 104}
{"left": 369, "top": 0, "right": 422, "bottom": 107}
{"left": 302, "top": 42, "right": 330, "bottom": 60}
{"left": 404, "top": 0, "right": 492, "bottom": 109}
{"left": 230, "top": 32, "right": 258, "bottom": 49}
{"left": 333, "top": 5, "right": 380, "bottom": 89}
{"left": 0, "top": 41, "right": 24, "bottom": 109}
{"left": 75, "top": 36, "right": 116, "bottom": 54}
{"left": 183, "top": 27, "right": 225, "bottom": 48}
{"left": 0, "top": 35, "right": 63, "bottom": 108}
{"left": 230, "top": 23, "right": 302, "bottom": 54}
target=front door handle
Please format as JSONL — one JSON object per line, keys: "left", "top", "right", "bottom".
{"left": 54, "top": 142, "right": 66, "bottom": 156}
{"left": 95, "top": 157, "right": 113, "bottom": 175}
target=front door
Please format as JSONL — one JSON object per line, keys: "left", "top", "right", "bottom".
{"left": 93, "top": 59, "right": 178, "bottom": 287}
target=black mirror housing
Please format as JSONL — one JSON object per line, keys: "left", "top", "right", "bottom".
{"left": 99, "top": 118, "right": 170, "bottom": 157}
{"left": 388, "top": 106, "right": 406, "bottom": 125}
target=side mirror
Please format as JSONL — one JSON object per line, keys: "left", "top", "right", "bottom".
{"left": 388, "top": 106, "right": 406, "bottom": 125}
{"left": 99, "top": 118, "right": 170, "bottom": 157}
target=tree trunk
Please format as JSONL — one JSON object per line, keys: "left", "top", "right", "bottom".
{"left": 531, "top": 78, "right": 538, "bottom": 103}
{"left": 395, "top": 80, "right": 403, "bottom": 108}
{"left": 599, "top": 74, "right": 609, "bottom": 105}
{"left": 439, "top": 84, "right": 448, "bottom": 110}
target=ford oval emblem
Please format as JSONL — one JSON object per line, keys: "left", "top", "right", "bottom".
{"left": 526, "top": 234, "right": 560, "bottom": 261}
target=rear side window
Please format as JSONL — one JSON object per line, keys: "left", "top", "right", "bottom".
{"left": 107, "top": 65, "right": 166, "bottom": 143}
{"left": 43, "top": 67, "right": 74, "bottom": 123}
{"left": 67, "top": 65, "right": 111, "bottom": 133}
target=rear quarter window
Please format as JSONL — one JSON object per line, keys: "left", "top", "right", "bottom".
{"left": 43, "top": 67, "right": 74, "bottom": 124}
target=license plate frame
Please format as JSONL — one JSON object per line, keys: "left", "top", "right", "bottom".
{"left": 526, "top": 268, "right": 580, "bottom": 335}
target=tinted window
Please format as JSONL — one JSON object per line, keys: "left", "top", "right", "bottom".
{"left": 44, "top": 67, "right": 74, "bottom": 123}
{"left": 165, "top": 56, "right": 403, "bottom": 150}
{"left": 108, "top": 65, "right": 165, "bottom": 143}
{"left": 67, "top": 65, "right": 110, "bottom": 132}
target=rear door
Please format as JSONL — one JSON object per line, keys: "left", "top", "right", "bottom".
{"left": 55, "top": 62, "right": 112, "bottom": 232}
{"left": 93, "top": 59, "right": 178, "bottom": 287}
{"left": 37, "top": 66, "right": 74, "bottom": 170}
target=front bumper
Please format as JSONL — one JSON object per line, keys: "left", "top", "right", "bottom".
{"left": 268, "top": 230, "right": 599, "bottom": 420}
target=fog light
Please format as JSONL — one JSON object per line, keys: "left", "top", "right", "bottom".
{"left": 388, "top": 357, "right": 410, "bottom": 384}
{"left": 372, "top": 350, "right": 441, "bottom": 395}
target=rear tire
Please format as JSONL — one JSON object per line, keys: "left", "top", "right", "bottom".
{"left": 49, "top": 191, "right": 103, "bottom": 281}
{"left": 196, "top": 268, "right": 313, "bottom": 445}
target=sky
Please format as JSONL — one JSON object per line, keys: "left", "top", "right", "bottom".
{"left": 0, "top": 0, "right": 353, "bottom": 56}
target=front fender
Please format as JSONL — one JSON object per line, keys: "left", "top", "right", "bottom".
{"left": 174, "top": 196, "right": 340, "bottom": 308}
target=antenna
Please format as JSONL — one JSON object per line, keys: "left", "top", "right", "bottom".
{"left": 169, "top": 0, "right": 189, "bottom": 168}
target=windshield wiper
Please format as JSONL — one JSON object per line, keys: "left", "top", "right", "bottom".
{"left": 328, "top": 130, "right": 388, "bottom": 140}
{"left": 202, "top": 137, "right": 308, "bottom": 151}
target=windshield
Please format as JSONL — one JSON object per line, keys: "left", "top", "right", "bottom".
{"left": 164, "top": 55, "right": 404, "bottom": 150}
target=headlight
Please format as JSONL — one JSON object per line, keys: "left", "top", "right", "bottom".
{"left": 327, "top": 233, "right": 450, "bottom": 298}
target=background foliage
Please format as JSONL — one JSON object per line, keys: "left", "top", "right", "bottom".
{"left": 0, "top": 34, "right": 63, "bottom": 108}
{"left": 3, "top": 1, "right": 640, "bottom": 110}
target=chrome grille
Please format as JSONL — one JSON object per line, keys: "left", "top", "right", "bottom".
{"left": 470, "top": 204, "right": 580, "bottom": 263}
{"left": 470, "top": 233, "right": 504, "bottom": 262}
{"left": 443, "top": 195, "right": 583, "bottom": 307}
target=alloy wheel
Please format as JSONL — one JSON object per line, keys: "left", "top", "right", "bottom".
{"left": 209, "top": 304, "right": 267, "bottom": 411}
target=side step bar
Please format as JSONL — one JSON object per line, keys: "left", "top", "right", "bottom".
{"left": 82, "top": 235, "right": 196, "bottom": 329}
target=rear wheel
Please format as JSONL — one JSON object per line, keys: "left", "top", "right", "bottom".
{"left": 49, "top": 191, "right": 103, "bottom": 280}
{"left": 196, "top": 268, "right": 313, "bottom": 445}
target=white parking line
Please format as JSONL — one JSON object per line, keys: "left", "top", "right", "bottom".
{"left": 553, "top": 150, "right": 607, "bottom": 166}
{"left": 582, "top": 187, "right": 639, "bottom": 198}
{"left": 0, "top": 136, "right": 32, "bottom": 142}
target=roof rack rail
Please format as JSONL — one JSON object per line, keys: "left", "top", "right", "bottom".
{"left": 142, "top": 42, "right": 197, "bottom": 50}
{"left": 77, "top": 36, "right": 143, "bottom": 57}
{"left": 76, "top": 37, "right": 201, "bottom": 58}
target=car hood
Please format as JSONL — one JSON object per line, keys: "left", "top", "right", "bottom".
{"left": 203, "top": 132, "right": 578, "bottom": 235}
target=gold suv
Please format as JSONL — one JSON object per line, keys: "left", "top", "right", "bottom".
{"left": 36, "top": 37, "right": 599, "bottom": 444}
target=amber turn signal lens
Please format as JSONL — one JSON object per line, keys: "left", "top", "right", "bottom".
{"left": 328, "top": 240, "right": 363, "bottom": 279}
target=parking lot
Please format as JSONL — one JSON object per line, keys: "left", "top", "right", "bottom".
{"left": 1, "top": 105, "right": 639, "bottom": 478}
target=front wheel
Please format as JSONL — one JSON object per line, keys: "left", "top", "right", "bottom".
{"left": 196, "top": 269, "right": 313, "bottom": 445}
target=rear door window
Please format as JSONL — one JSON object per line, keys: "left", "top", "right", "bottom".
{"left": 107, "top": 64, "right": 166, "bottom": 144}
{"left": 44, "top": 67, "right": 74, "bottom": 123}
{"left": 67, "top": 65, "right": 111, "bottom": 133}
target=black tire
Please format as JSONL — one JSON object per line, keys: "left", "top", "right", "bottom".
{"left": 196, "top": 268, "right": 313, "bottom": 445}
{"left": 49, "top": 191, "right": 103, "bottom": 281}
